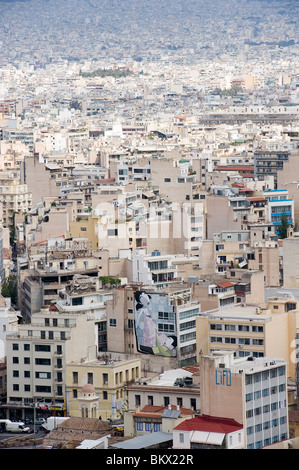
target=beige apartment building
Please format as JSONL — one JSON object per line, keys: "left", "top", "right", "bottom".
{"left": 196, "top": 296, "right": 299, "bottom": 380}
{"left": 276, "top": 150, "right": 299, "bottom": 228}
{"left": 67, "top": 213, "right": 99, "bottom": 250}
{"left": 65, "top": 356, "right": 141, "bottom": 420}
{"left": 282, "top": 234, "right": 299, "bottom": 289}
{"left": 247, "top": 240, "right": 280, "bottom": 287}
{"left": 20, "top": 155, "right": 61, "bottom": 207}
{"left": 150, "top": 156, "right": 198, "bottom": 204}
{"left": 0, "top": 169, "right": 32, "bottom": 230}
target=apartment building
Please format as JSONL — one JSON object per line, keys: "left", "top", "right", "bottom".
{"left": 282, "top": 234, "right": 299, "bottom": 289}
{"left": 196, "top": 299, "right": 299, "bottom": 380}
{"left": 67, "top": 213, "right": 99, "bottom": 250}
{"left": 132, "top": 250, "right": 178, "bottom": 288}
{"left": 2, "top": 128, "right": 34, "bottom": 154}
{"left": 56, "top": 274, "right": 113, "bottom": 353}
{"left": 124, "top": 404, "right": 195, "bottom": 438}
{"left": 254, "top": 150, "right": 290, "bottom": 189}
{"left": 125, "top": 367, "right": 200, "bottom": 416}
{"left": 173, "top": 414, "right": 244, "bottom": 449}
{"left": 0, "top": 170, "right": 32, "bottom": 230}
{"left": 20, "top": 247, "right": 109, "bottom": 320}
{"left": 247, "top": 240, "right": 280, "bottom": 287}
{"left": 199, "top": 351, "right": 289, "bottom": 449}
{"left": 20, "top": 155, "right": 61, "bottom": 207}
{"left": 276, "top": 150, "right": 299, "bottom": 228}
{"left": 4, "top": 305, "right": 98, "bottom": 420}
{"left": 263, "top": 189, "right": 294, "bottom": 233}
{"left": 0, "top": 296, "right": 19, "bottom": 361}
{"left": 65, "top": 356, "right": 141, "bottom": 420}
{"left": 150, "top": 156, "right": 198, "bottom": 204}
{"left": 213, "top": 230, "right": 251, "bottom": 274}
{"left": 117, "top": 158, "right": 151, "bottom": 185}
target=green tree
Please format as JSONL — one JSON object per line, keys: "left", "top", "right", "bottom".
{"left": 277, "top": 212, "right": 289, "bottom": 239}
{"left": 100, "top": 276, "right": 121, "bottom": 287}
{"left": 1, "top": 275, "right": 18, "bottom": 306}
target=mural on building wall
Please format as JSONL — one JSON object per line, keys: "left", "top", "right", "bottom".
{"left": 134, "top": 291, "right": 177, "bottom": 356}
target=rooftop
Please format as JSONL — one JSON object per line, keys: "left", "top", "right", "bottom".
{"left": 173, "top": 414, "right": 243, "bottom": 433}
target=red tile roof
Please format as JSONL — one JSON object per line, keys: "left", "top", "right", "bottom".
{"left": 134, "top": 405, "right": 194, "bottom": 417}
{"left": 216, "top": 281, "right": 235, "bottom": 288}
{"left": 182, "top": 365, "right": 200, "bottom": 375}
{"left": 174, "top": 415, "right": 243, "bottom": 433}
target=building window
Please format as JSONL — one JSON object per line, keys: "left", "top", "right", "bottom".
{"left": 190, "top": 398, "right": 196, "bottom": 410}
{"left": 179, "top": 433, "right": 184, "bottom": 443}
{"left": 135, "top": 395, "right": 141, "bottom": 407}
{"left": 35, "top": 345, "right": 51, "bottom": 352}
{"left": 164, "top": 397, "right": 170, "bottom": 406}
{"left": 148, "top": 396, "right": 153, "bottom": 406}
{"left": 103, "top": 391, "right": 108, "bottom": 400}
{"left": 73, "top": 372, "right": 78, "bottom": 384}
{"left": 154, "top": 423, "right": 161, "bottom": 432}
{"left": 109, "top": 318, "right": 117, "bottom": 328}
{"left": 88, "top": 373, "right": 93, "bottom": 385}
{"left": 177, "top": 397, "right": 183, "bottom": 407}
{"left": 145, "top": 422, "right": 151, "bottom": 432}
{"left": 35, "top": 358, "right": 51, "bottom": 366}
{"left": 136, "top": 422, "right": 143, "bottom": 431}
{"left": 103, "top": 373, "right": 108, "bottom": 385}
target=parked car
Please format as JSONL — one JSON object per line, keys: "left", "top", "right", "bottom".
{"left": 34, "top": 418, "right": 46, "bottom": 425}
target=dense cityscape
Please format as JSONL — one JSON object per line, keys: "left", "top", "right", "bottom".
{"left": 0, "top": 0, "right": 298, "bottom": 452}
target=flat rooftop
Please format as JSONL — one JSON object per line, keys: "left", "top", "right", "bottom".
{"left": 201, "top": 303, "right": 271, "bottom": 321}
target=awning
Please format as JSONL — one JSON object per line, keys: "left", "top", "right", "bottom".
{"left": 191, "top": 431, "right": 225, "bottom": 445}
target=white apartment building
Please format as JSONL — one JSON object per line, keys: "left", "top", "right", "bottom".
{"left": 263, "top": 189, "right": 294, "bottom": 233}
{"left": 0, "top": 296, "right": 19, "bottom": 361}
{"left": 200, "top": 351, "right": 289, "bottom": 449}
